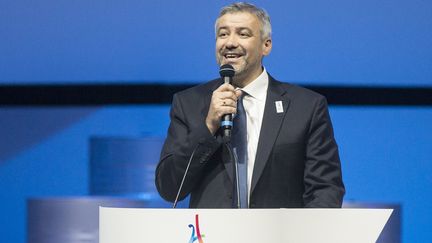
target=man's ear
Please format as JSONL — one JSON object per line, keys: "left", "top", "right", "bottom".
{"left": 262, "top": 38, "right": 272, "bottom": 56}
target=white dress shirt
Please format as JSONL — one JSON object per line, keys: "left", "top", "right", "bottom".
{"left": 239, "top": 68, "right": 269, "bottom": 202}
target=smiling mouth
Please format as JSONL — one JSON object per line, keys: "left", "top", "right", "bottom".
{"left": 223, "top": 53, "right": 243, "bottom": 61}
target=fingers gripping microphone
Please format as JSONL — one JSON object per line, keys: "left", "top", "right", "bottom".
{"left": 219, "top": 64, "right": 235, "bottom": 139}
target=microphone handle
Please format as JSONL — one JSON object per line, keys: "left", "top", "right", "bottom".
{"left": 221, "top": 76, "right": 233, "bottom": 139}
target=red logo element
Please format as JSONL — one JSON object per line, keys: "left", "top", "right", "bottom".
{"left": 188, "top": 214, "right": 204, "bottom": 243}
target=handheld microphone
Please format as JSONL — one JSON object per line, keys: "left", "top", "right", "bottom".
{"left": 219, "top": 64, "right": 235, "bottom": 139}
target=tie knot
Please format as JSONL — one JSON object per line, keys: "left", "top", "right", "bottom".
{"left": 237, "top": 93, "right": 246, "bottom": 110}
{"left": 238, "top": 90, "right": 248, "bottom": 104}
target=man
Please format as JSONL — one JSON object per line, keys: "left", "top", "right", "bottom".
{"left": 155, "top": 2, "right": 345, "bottom": 208}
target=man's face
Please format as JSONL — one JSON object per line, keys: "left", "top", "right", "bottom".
{"left": 215, "top": 12, "right": 271, "bottom": 84}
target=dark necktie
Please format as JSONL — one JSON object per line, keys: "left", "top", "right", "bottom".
{"left": 231, "top": 92, "right": 248, "bottom": 208}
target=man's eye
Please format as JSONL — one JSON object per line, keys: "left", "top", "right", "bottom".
{"left": 240, "top": 33, "right": 251, "bottom": 38}
{"left": 218, "top": 32, "right": 228, "bottom": 38}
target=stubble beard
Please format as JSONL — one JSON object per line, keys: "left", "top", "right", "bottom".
{"left": 217, "top": 54, "right": 249, "bottom": 87}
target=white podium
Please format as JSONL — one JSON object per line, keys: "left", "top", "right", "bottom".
{"left": 100, "top": 207, "right": 392, "bottom": 243}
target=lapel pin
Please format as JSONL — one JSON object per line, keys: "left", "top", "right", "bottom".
{"left": 275, "top": 101, "right": 284, "bottom": 113}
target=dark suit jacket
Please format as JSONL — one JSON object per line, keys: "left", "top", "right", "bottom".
{"left": 155, "top": 75, "right": 345, "bottom": 208}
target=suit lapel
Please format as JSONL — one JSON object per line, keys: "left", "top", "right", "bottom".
{"left": 251, "top": 77, "right": 290, "bottom": 193}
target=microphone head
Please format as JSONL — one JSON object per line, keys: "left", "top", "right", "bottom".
{"left": 219, "top": 64, "right": 235, "bottom": 77}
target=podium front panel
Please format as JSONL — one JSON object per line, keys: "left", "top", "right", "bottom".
{"left": 100, "top": 208, "right": 392, "bottom": 243}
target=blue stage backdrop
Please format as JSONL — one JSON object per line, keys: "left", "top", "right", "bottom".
{"left": 1, "top": 0, "right": 431, "bottom": 86}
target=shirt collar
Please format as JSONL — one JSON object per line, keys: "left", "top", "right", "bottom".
{"left": 241, "top": 67, "right": 269, "bottom": 101}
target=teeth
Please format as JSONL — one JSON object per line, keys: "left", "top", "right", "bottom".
{"left": 225, "top": 54, "right": 240, "bottom": 58}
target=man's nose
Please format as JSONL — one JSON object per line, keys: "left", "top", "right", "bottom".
{"left": 225, "top": 35, "right": 239, "bottom": 48}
